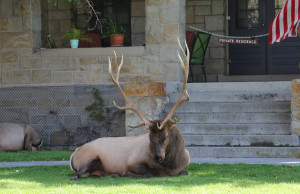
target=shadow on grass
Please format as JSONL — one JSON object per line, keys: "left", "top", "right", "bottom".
{"left": 1, "top": 163, "right": 299, "bottom": 189}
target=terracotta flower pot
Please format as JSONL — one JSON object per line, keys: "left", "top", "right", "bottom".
{"left": 110, "top": 34, "right": 124, "bottom": 46}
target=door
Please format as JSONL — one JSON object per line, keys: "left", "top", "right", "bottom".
{"left": 229, "top": 0, "right": 300, "bottom": 75}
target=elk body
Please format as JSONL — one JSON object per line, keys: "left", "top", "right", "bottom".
{"left": 70, "top": 38, "right": 191, "bottom": 180}
{"left": 0, "top": 123, "right": 42, "bottom": 151}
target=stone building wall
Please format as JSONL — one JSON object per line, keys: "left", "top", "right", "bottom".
{"left": 186, "top": 0, "right": 226, "bottom": 81}
{"left": 42, "top": 0, "right": 74, "bottom": 48}
{"left": 0, "top": 0, "right": 186, "bottom": 137}
{"left": 0, "top": 84, "right": 125, "bottom": 147}
{"left": 131, "top": 0, "right": 145, "bottom": 46}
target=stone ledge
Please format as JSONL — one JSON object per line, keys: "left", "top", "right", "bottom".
{"left": 40, "top": 46, "right": 145, "bottom": 57}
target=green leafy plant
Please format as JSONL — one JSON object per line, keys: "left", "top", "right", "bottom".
{"left": 85, "top": 88, "right": 106, "bottom": 122}
{"left": 102, "top": 16, "right": 126, "bottom": 38}
{"left": 63, "top": 25, "right": 92, "bottom": 42}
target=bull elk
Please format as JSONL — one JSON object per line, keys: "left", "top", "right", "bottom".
{"left": 70, "top": 38, "right": 190, "bottom": 180}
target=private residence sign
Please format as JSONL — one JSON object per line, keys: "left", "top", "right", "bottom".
{"left": 218, "top": 38, "right": 258, "bottom": 45}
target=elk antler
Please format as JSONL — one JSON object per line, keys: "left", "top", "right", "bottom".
{"left": 158, "top": 37, "right": 190, "bottom": 130}
{"left": 108, "top": 51, "right": 152, "bottom": 129}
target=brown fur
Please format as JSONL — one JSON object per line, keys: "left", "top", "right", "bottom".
{"left": 70, "top": 119, "right": 190, "bottom": 180}
{"left": 0, "top": 123, "right": 42, "bottom": 151}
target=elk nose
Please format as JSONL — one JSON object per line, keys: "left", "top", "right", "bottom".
{"left": 155, "top": 155, "right": 163, "bottom": 163}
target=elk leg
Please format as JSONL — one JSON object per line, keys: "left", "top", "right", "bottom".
{"left": 126, "top": 163, "right": 154, "bottom": 178}
{"left": 178, "top": 170, "right": 188, "bottom": 176}
{"left": 71, "top": 158, "right": 104, "bottom": 180}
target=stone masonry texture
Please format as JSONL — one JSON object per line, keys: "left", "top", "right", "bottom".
{"left": 291, "top": 79, "right": 300, "bottom": 135}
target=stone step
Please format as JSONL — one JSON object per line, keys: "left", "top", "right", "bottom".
{"left": 186, "top": 146, "right": 300, "bottom": 158}
{"left": 177, "top": 123, "right": 291, "bottom": 135}
{"left": 169, "top": 92, "right": 290, "bottom": 103}
{"left": 183, "top": 135, "right": 299, "bottom": 147}
{"left": 164, "top": 112, "right": 291, "bottom": 124}
{"left": 164, "top": 102, "right": 290, "bottom": 113}
{"left": 185, "top": 81, "right": 291, "bottom": 93}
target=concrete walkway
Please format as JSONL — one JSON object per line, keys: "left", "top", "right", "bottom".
{"left": 1, "top": 158, "right": 300, "bottom": 168}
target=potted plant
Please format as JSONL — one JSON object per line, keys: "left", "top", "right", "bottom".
{"left": 102, "top": 17, "right": 126, "bottom": 47}
{"left": 64, "top": 25, "right": 92, "bottom": 48}
{"left": 65, "top": 0, "right": 105, "bottom": 47}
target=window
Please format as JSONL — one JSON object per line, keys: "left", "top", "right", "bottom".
{"left": 236, "top": 0, "right": 259, "bottom": 29}
{"left": 90, "top": 0, "right": 131, "bottom": 46}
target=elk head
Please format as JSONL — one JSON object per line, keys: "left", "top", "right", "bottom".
{"left": 108, "top": 38, "right": 189, "bottom": 163}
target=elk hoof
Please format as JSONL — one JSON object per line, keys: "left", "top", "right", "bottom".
{"left": 178, "top": 171, "right": 188, "bottom": 176}
{"left": 145, "top": 173, "right": 154, "bottom": 178}
{"left": 71, "top": 175, "right": 80, "bottom": 181}
{"left": 111, "top": 174, "right": 121, "bottom": 178}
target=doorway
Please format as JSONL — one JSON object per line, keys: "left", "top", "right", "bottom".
{"left": 228, "top": 0, "right": 300, "bottom": 75}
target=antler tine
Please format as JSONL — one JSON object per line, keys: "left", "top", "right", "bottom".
{"left": 108, "top": 53, "right": 152, "bottom": 130}
{"left": 113, "top": 50, "right": 122, "bottom": 82}
{"left": 158, "top": 37, "right": 190, "bottom": 130}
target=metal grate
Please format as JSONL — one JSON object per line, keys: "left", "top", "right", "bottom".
{"left": 0, "top": 84, "right": 125, "bottom": 148}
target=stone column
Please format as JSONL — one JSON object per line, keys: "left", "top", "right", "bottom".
{"left": 291, "top": 79, "right": 300, "bottom": 136}
{"left": 0, "top": 0, "right": 42, "bottom": 86}
{"left": 124, "top": 77, "right": 169, "bottom": 136}
{"left": 144, "top": 0, "right": 186, "bottom": 82}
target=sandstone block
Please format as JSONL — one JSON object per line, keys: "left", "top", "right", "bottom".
{"left": 55, "top": 99, "right": 70, "bottom": 107}
{"left": 131, "top": 17, "right": 145, "bottom": 33}
{"left": 14, "top": 0, "right": 31, "bottom": 16}
{"left": 186, "top": 7, "right": 195, "bottom": 24}
{"left": 209, "top": 47, "right": 225, "bottom": 59}
{"left": 131, "top": 1, "right": 145, "bottom": 16}
{"left": 0, "top": 17, "right": 7, "bottom": 31}
{"left": 58, "top": 0, "right": 71, "bottom": 9}
{"left": 80, "top": 57, "right": 97, "bottom": 66}
{"left": 1, "top": 49, "right": 18, "bottom": 63}
{"left": 50, "top": 131, "right": 70, "bottom": 145}
{"left": 48, "top": 10, "right": 73, "bottom": 20}
{"left": 60, "top": 57, "right": 80, "bottom": 71}
{"left": 195, "top": 16, "right": 205, "bottom": 23}
{"left": 60, "top": 20, "right": 72, "bottom": 33}
{"left": 0, "top": 0, "right": 13, "bottom": 16}
{"left": 131, "top": 33, "right": 145, "bottom": 46}
{"left": 6, "top": 17, "right": 22, "bottom": 32}
{"left": 205, "top": 15, "right": 225, "bottom": 31}
{"left": 125, "top": 81, "right": 167, "bottom": 97}
{"left": 20, "top": 58, "right": 42, "bottom": 69}
{"left": 1, "top": 32, "right": 33, "bottom": 48}
{"left": 22, "top": 16, "right": 32, "bottom": 31}
{"left": 195, "top": 6, "right": 211, "bottom": 16}
{"left": 13, "top": 70, "right": 31, "bottom": 84}
{"left": 52, "top": 71, "right": 73, "bottom": 84}
{"left": 32, "top": 70, "right": 51, "bottom": 84}
{"left": 73, "top": 71, "right": 88, "bottom": 84}
{"left": 187, "top": 1, "right": 211, "bottom": 6}
{"left": 88, "top": 64, "right": 101, "bottom": 83}
{"left": 49, "top": 21, "right": 60, "bottom": 33}
{"left": 212, "top": 0, "right": 225, "bottom": 15}
{"left": 1, "top": 63, "right": 12, "bottom": 85}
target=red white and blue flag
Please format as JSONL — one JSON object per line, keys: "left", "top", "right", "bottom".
{"left": 269, "top": 0, "right": 300, "bottom": 44}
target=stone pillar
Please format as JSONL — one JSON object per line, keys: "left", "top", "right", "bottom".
{"left": 124, "top": 77, "right": 169, "bottom": 136}
{"left": 144, "top": 0, "right": 186, "bottom": 82}
{"left": 0, "top": 0, "right": 42, "bottom": 86}
{"left": 291, "top": 79, "right": 300, "bottom": 136}
{"left": 0, "top": 0, "right": 42, "bottom": 49}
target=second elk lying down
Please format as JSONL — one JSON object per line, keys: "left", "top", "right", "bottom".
{"left": 70, "top": 38, "right": 191, "bottom": 180}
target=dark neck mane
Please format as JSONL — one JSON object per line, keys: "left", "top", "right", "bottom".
{"left": 161, "top": 126, "right": 185, "bottom": 169}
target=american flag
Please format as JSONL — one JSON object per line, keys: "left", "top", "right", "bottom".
{"left": 269, "top": 0, "right": 300, "bottom": 45}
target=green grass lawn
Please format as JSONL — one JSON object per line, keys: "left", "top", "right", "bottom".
{"left": 0, "top": 151, "right": 72, "bottom": 162}
{"left": 0, "top": 164, "right": 299, "bottom": 194}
